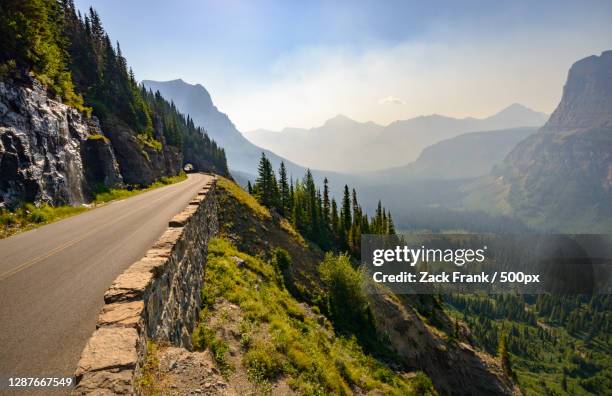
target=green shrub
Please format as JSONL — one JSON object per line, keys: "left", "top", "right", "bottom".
{"left": 0, "top": 210, "right": 17, "bottom": 226}
{"left": 318, "top": 253, "right": 378, "bottom": 345}
{"left": 135, "top": 341, "right": 162, "bottom": 394}
{"left": 158, "top": 172, "right": 187, "bottom": 185}
{"left": 86, "top": 134, "right": 109, "bottom": 142}
{"left": 244, "top": 340, "right": 286, "bottom": 382}
{"left": 137, "top": 133, "right": 162, "bottom": 152}
{"left": 412, "top": 372, "right": 437, "bottom": 395}
{"left": 273, "top": 248, "right": 291, "bottom": 272}
{"left": 273, "top": 247, "right": 292, "bottom": 288}
{"left": 193, "top": 326, "right": 232, "bottom": 375}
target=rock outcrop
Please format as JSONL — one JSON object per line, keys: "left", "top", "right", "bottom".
{"left": 99, "top": 115, "right": 182, "bottom": 186}
{"left": 0, "top": 79, "right": 122, "bottom": 208}
{"left": 73, "top": 176, "right": 218, "bottom": 395}
{"left": 543, "top": 50, "right": 612, "bottom": 131}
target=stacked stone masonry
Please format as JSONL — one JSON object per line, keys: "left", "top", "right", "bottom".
{"left": 73, "top": 176, "right": 218, "bottom": 395}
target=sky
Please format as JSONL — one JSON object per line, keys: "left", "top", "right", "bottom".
{"left": 73, "top": 0, "right": 612, "bottom": 131}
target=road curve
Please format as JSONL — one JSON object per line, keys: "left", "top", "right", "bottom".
{"left": 0, "top": 173, "right": 214, "bottom": 384}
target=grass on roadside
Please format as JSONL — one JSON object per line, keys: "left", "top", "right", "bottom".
{"left": 0, "top": 172, "right": 188, "bottom": 239}
{"left": 135, "top": 341, "right": 165, "bottom": 396}
{"left": 93, "top": 172, "right": 187, "bottom": 204}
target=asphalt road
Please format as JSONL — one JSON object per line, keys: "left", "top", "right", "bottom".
{"left": 0, "top": 173, "right": 213, "bottom": 388}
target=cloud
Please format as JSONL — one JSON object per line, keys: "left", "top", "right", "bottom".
{"left": 211, "top": 20, "right": 612, "bottom": 131}
{"left": 379, "top": 96, "right": 406, "bottom": 105}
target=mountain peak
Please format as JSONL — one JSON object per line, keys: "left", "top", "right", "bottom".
{"left": 485, "top": 103, "right": 548, "bottom": 127}
{"left": 494, "top": 103, "right": 540, "bottom": 116}
{"left": 322, "top": 114, "right": 358, "bottom": 127}
{"left": 503, "top": 103, "right": 530, "bottom": 111}
{"left": 544, "top": 49, "right": 612, "bottom": 130}
{"left": 143, "top": 79, "right": 214, "bottom": 111}
{"left": 329, "top": 114, "right": 353, "bottom": 122}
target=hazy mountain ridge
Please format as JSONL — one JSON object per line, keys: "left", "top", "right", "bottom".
{"left": 364, "top": 127, "right": 538, "bottom": 181}
{"left": 245, "top": 103, "right": 548, "bottom": 172}
{"left": 142, "top": 79, "right": 309, "bottom": 180}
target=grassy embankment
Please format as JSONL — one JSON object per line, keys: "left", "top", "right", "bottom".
{"left": 186, "top": 177, "right": 436, "bottom": 395}
{"left": 0, "top": 172, "right": 187, "bottom": 239}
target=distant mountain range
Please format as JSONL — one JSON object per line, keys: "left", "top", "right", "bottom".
{"left": 143, "top": 49, "right": 611, "bottom": 234}
{"left": 141, "top": 79, "right": 541, "bottom": 200}
{"left": 330, "top": 51, "right": 612, "bottom": 234}
{"left": 244, "top": 104, "right": 548, "bottom": 172}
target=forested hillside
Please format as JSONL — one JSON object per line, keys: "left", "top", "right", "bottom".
{"left": 445, "top": 294, "right": 611, "bottom": 395}
{"left": 174, "top": 175, "right": 518, "bottom": 395}
{"left": 0, "top": 0, "right": 228, "bottom": 187}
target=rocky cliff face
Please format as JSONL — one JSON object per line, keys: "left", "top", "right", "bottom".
{"left": 0, "top": 78, "right": 122, "bottom": 208}
{"left": 544, "top": 50, "right": 612, "bottom": 131}
{"left": 371, "top": 293, "right": 519, "bottom": 395}
{"left": 98, "top": 114, "right": 182, "bottom": 186}
{"left": 474, "top": 51, "right": 612, "bottom": 232}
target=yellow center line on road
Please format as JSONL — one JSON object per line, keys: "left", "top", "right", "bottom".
{"left": 0, "top": 179, "right": 202, "bottom": 282}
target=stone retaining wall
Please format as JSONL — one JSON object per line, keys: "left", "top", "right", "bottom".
{"left": 73, "top": 176, "right": 218, "bottom": 395}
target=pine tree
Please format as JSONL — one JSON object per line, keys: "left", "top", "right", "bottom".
{"left": 322, "top": 178, "right": 330, "bottom": 223}
{"left": 342, "top": 185, "right": 351, "bottom": 231}
{"left": 387, "top": 210, "right": 396, "bottom": 234}
{"left": 303, "top": 170, "right": 318, "bottom": 239}
{"left": 278, "top": 162, "right": 290, "bottom": 216}
{"left": 373, "top": 201, "right": 383, "bottom": 233}
{"left": 254, "top": 153, "right": 279, "bottom": 209}
{"left": 289, "top": 177, "right": 294, "bottom": 214}
{"left": 352, "top": 188, "right": 360, "bottom": 227}
{"left": 331, "top": 198, "right": 339, "bottom": 236}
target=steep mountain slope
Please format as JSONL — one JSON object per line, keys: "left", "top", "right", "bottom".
{"left": 168, "top": 176, "right": 518, "bottom": 395}
{"left": 244, "top": 104, "right": 547, "bottom": 172}
{"left": 366, "top": 127, "right": 538, "bottom": 181}
{"left": 465, "top": 50, "right": 612, "bottom": 232}
{"left": 142, "top": 79, "right": 307, "bottom": 179}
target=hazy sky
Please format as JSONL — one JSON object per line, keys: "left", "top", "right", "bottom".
{"left": 74, "top": 0, "right": 612, "bottom": 131}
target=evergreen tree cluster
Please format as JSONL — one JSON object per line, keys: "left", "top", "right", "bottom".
{"left": 445, "top": 294, "right": 537, "bottom": 325}
{"left": 0, "top": 0, "right": 85, "bottom": 109}
{"left": 0, "top": 0, "right": 228, "bottom": 175}
{"left": 446, "top": 293, "right": 611, "bottom": 395}
{"left": 62, "top": 3, "right": 152, "bottom": 135}
{"left": 250, "top": 153, "right": 395, "bottom": 256}
{"left": 536, "top": 295, "right": 611, "bottom": 338}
